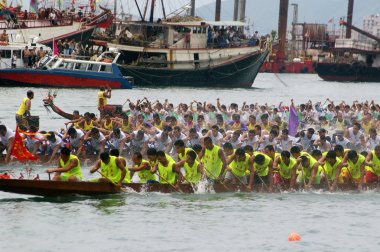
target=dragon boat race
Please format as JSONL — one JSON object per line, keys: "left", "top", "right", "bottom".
{"left": 1, "top": 0, "right": 380, "bottom": 251}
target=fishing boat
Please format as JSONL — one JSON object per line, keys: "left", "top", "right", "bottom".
{"left": 0, "top": 178, "right": 378, "bottom": 197}
{"left": 0, "top": 53, "right": 134, "bottom": 89}
{"left": 315, "top": 0, "right": 380, "bottom": 82}
{"left": 98, "top": 0, "right": 268, "bottom": 88}
{"left": 0, "top": 4, "right": 113, "bottom": 49}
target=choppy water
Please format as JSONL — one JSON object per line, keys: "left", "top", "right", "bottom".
{"left": 1, "top": 74, "right": 380, "bottom": 251}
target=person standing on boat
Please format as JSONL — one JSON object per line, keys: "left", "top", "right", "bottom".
{"left": 22, "top": 46, "right": 30, "bottom": 68}
{"left": 98, "top": 86, "right": 112, "bottom": 119}
{"left": 15, "top": 90, "right": 34, "bottom": 128}
{"left": 46, "top": 147, "right": 83, "bottom": 182}
{"left": 11, "top": 51, "right": 17, "bottom": 69}
{"left": 90, "top": 151, "right": 127, "bottom": 188}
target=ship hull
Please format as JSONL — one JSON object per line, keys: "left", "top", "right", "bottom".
{"left": 0, "top": 65, "right": 132, "bottom": 89}
{"left": 316, "top": 62, "right": 380, "bottom": 82}
{"left": 118, "top": 50, "right": 269, "bottom": 88}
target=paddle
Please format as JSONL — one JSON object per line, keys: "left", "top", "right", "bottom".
{"left": 155, "top": 172, "right": 182, "bottom": 193}
{"left": 254, "top": 171, "right": 270, "bottom": 191}
{"left": 202, "top": 166, "right": 230, "bottom": 190}
{"left": 321, "top": 166, "right": 331, "bottom": 189}
{"left": 96, "top": 170, "right": 127, "bottom": 192}
{"left": 229, "top": 170, "right": 249, "bottom": 191}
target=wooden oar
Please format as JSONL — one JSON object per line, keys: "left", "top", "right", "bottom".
{"left": 255, "top": 171, "right": 270, "bottom": 191}
{"left": 202, "top": 166, "right": 230, "bottom": 190}
{"left": 155, "top": 172, "right": 182, "bottom": 193}
{"left": 96, "top": 170, "right": 127, "bottom": 192}
{"left": 320, "top": 166, "right": 331, "bottom": 189}
{"left": 230, "top": 171, "right": 249, "bottom": 190}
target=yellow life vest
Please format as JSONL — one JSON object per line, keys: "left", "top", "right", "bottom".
{"left": 103, "top": 120, "right": 113, "bottom": 130}
{"left": 202, "top": 145, "right": 223, "bottom": 178}
{"left": 136, "top": 159, "right": 156, "bottom": 183}
{"left": 59, "top": 154, "right": 82, "bottom": 180}
{"left": 324, "top": 158, "right": 342, "bottom": 181}
{"left": 100, "top": 156, "right": 129, "bottom": 183}
{"left": 230, "top": 153, "right": 250, "bottom": 177}
{"left": 178, "top": 148, "right": 193, "bottom": 161}
{"left": 368, "top": 151, "right": 380, "bottom": 176}
{"left": 83, "top": 120, "right": 94, "bottom": 131}
{"left": 254, "top": 153, "right": 271, "bottom": 177}
{"left": 300, "top": 155, "right": 322, "bottom": 180}
{"left": 157, "top": 158, "right": 177, "bottom": 184}
{"left": 247, "top": 123, "right": 256, "bottom": 131}
{"left": 279, "top": 156, "right": 297, "bottom": 179}
{"left": 184, "top": 160, "right": 201, "bottom": 183}
{"left": 121, "top": 119, "right": 133, "bottom": 133}
{"left": 16, "top": 97, "right": 30, "bottom": 116}
{"left": 153, "top": 120, "right": 164, "bottom": 130}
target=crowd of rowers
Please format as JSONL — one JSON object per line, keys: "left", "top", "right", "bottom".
{"left": 2, "top": 90, "right": 380, "bottom": 191}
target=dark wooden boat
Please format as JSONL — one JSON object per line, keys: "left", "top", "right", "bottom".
{"left": 0, "top": 179, "right": 379, "bottom": 197}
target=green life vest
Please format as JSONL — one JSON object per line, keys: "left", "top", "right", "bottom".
{"left": 100, "top": 156, "right": 129, "bottom": 183}
{"left": 59, "top": 154, "right": 82, "bottom": 180}
{"left": 230, "top": 153, "right": 250, "bottom": 177}
{"left": 300, "top": 155, "right": 322, "bottom": 180}
{"left": 279, "top": 156, "right": 296, "bottom": 179}
{"left": 202, "top": 145, "right": 223, "bottom": 178}
{"left": 324, "top": 158, "right": 342, "bottom": 181}
{"left": 136, "top": 159, "right": 156, "bottom": 183}
{"left": 347, "top": 154, "right": 365, "bottom": 179}
{"left": 178, "top": 148, "right": 193, "bottom": 161}
{"left": 254, "top": 154, "right": 271, "bottom": 177}
{"left": 158, "top": 157, "right": 177, "bottom": 184}
{"left": 184, "top": 160, "right": 201, "bottom": 183}
{"left": 369, "top": 151, "right": 380, "bottom": 176}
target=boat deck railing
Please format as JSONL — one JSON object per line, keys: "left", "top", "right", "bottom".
{"left": 0, "top": 17, "right": 74, "bottom": 30}
{"left": 335, "top": 38, "right": 380, "bottom": 53}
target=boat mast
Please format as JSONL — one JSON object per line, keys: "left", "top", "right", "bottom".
{"left": 233, "top": 0, "right": 239, "bottom": 21}
{"left": 291, "top": 3, "right": 298, "bottom": 60}
{"left": 277, "top": 0, "right": 289, "bottom": 62}
{"left": 346, "top": 0, "right": 354, "bottom": 39}
{"left": 239, "top": 0, "right": 246, "bottom": 22}
{"left": 215, "top": 0, "right": 221, "bottom": 21}
{"left": 190, "top": 0, "right": 195, "bottom": 17}
{"left": 149, "top": 0, "right": 156, "bottom": 22}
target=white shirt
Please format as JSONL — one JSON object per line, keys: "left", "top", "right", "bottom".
{"left": 69, "top": 129, "right": 84, "bottom": 148}
{"left": 0, "top": 127, "right": 15, "bottom": 146}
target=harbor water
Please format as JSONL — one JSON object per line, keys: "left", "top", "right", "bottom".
{"left": 1, "top": 73, "right": 380, "bottom": 251}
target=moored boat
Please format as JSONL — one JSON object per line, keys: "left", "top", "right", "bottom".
{"left": 0, "top": 179, "right": 378, "bottom": 197}
{"left": 0, "top": 54, "right": 134, "bottom": 89}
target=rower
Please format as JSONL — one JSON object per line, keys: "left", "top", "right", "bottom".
{"left": 110, "top": 149, "right": 130, "bottom": 183}
{"left": 129, "top": 152, "right": 156, "bottom": 183}
{"left": 296, "top": 155, "right": 322, "bottom": 189}
{"left": 45, "top": 131, "right": 63, "bottom": 164}
{"left": 107, "top": 128, "right": 127, "bottom": 155}
{"left": 64, "top": 127, "right": 85, "bottom": 156}
{"left": 174, "top": 139, "right": 193, "bottom": 161}
{"left": 340, "top": 150, "right": 370, "bottom": 190}
{"left": 176, "top": 150, "right": 205, "bottom": 184}
{"left": 199, "top": 137, "right": 227, "bottom": 180}
{"left": 323, "top": 151, "right": 345, "bottom": 191}
{"left": 90, "top": 151, "right": 127, "bottom": 187}
{"left": 252, "top": 153, "right": 274, "bottom": 191}
{"left": 273, "top": 151, "right": 298, "bottom": 188}
{"left": 84, "top": 128, "right": 107, "bottom": 156}
{"left": 46, "top": 147, "right": 83, "bottom": 181}
{"left": 225, "top": 148, "right": 254, "bottom": 190}
{"left": 365, "top": 145, "right": 380, "bottom": 183}
{"left": 0, "top": 125, "right": 15, "bottom": 163}
{"left": 151, "top": 151, "right": 182, "bottom": 185}
{"left": 102, "top": 114, "right": 114, "bottom": 131}
{"left": 16, "top": 90, "right": 34, "bottom": 128}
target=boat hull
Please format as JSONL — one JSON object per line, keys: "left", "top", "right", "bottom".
{"left": 118, "top": 50, "right": 269, "bottom": 88}
{"left": 316, "top": 62, "right": 380, "bottom": 82}
{"left": 0, "top": 65, "right": 132, "bottom": 89}
{"left": 0, "top": 179, "right": 378, "bottom": 197}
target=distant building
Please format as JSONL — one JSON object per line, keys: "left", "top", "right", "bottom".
{"left": 360, "top": 14, "right": 380, "bottom": 40}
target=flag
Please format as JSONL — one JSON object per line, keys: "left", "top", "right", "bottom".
{"left": 288, "top": 106, "right": 299, "bottom": 137}
{"left": 29, "top": 0, "right": 38, "bottom": 14}
{"left": 11, "top": 127, "right": 38, "bottom": 162}
{"left": 328, "top": 18, "right": 334, "bottom": 23}
{"left": 53, "top": 37, "right": 59, "bottom": 56}
{"left": 0, "top": 0, "right": 7, "bottom": 10}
